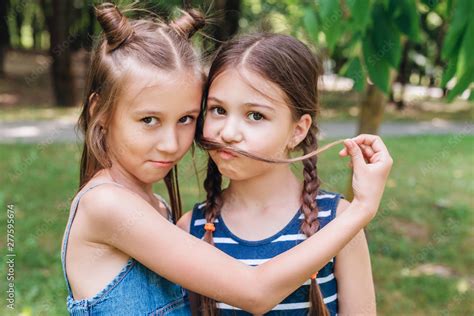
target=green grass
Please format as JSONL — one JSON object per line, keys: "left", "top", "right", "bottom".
{"left": 0, "top": 135, "right": 473, "bottom": 315}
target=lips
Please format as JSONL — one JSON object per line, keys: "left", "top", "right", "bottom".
{"left": 149, "top": 160, "right": 175, "bottom": 168}
{"left": 216, "top": 149, "right": 238, "bottom": 160}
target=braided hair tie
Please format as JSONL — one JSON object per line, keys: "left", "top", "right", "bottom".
{"left": 204, "top": 222, "right": 215, "bottom": 232}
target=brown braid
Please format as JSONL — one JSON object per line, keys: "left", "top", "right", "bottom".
{"left": 199, "top": 158, "right": 223, "bottom": 315}
{"left": 202, "top": 158, "right": 223, "bottom": 244}
{"left": 300, "top": 122, "right": 330, "bottom": 316}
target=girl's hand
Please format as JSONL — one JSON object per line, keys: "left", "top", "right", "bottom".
{"left": 339, "top": 134, "right": 393, "bottom": 218}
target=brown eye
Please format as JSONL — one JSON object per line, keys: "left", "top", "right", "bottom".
{"left": 211, "top": 106, "right": 226, "bottom": 116}
{"left": 142, "top": 117, "right": 159, "bottom": 126}
{"left": 178, "top": 115, "right": 195, "bottom": 125}
{"left": 248, "top": 112, "right": 264, "bottom": 121}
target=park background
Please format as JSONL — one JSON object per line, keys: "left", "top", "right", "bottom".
{"left": 0, "top": 0, "right": 473, "bottom": 315}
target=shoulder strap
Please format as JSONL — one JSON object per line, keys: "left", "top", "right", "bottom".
{"left": 61, "top": 182, "right": 125, "bottom": 295}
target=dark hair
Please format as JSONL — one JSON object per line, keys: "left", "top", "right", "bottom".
{"left": 196, "top": 33, "right": 328, "bottom": 316}
{"left": 78, "top": 2, "right": 206, "bottom": 220}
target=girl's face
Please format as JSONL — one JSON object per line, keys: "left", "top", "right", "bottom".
{"left": 106, "top": 69, "right": 202, "bottom": 184}
{"left": 203, "top": 68, "right": 310, "bottom": 181}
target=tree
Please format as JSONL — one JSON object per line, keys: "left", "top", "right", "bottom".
{"left": 200, "top": 0, "right": 242, "bottom": 53}
{"left": 40, "top": 0, "right": 76, "bottom": 107}
{"left": 213, "top": 0, "right": 241, "bottom": 42}
{"left": 0, "top": 0, "right": 10, "bottom": 77}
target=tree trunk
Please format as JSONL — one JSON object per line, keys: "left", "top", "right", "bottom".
{"left": 358, "top": 84, "right": 386, "bottom": 134}
{"left": 41, "top": 0, "right": 76, "bottom": 107}
{"left": 215, "top": 0, "right": 241, "bottom": 41}
{"left": 204, "top": 0, "right": 241, "bottom": 52}
{"left": 395, "top": 41, "right": 411, "bottom": 110}
{"left": 0, "top": 0, "right": 10, "bottom": 77}
{"left": 14, "top": 6, "right": 23, "bottom": 48}
{"left": 84, "top": 4, "right": 95, "bottom": 50}
{"left": 32, "top": 10, "right": 42, "bottom": 50}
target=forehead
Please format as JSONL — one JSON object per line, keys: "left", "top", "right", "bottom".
{"left": 118, "top": 67, "right": 203, "bottom": 113}
{"left": 209, "top": 67, "right": 288, "bottom": 108}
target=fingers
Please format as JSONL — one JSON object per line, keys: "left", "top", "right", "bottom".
{"left": 339, "top": 143, "right": 374, "bottom": 162}
{"left": 339, "top": 147, "right": 347, "bottom": 157}
{"left": 360, "top": 143, "right": 375, "bottom": 157}
{"left": 369, "top": 151, "right": 382, "bottom": 164}
{"left": 352, "top": 134, "right": 389, "bottom": 154}
{"left": 343, "top": 139, "right": 366, "bottom": 170}
{"left": 341, "top": 134, "right": 391, "bottom": 164}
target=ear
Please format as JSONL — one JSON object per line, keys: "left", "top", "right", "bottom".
{"left": 288, "top": 114, "right": 312, "bottom": 150}
{"left": 88, "top": 92, "right": 100, "bottom": 118}
{"left": 88, "top": 92, "right": 107, "bottom": 127}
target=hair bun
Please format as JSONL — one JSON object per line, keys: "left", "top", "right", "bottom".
{"left": 95, "top": 3, "right": 134, "bottom": 52}
{"left": 170, "top": 9, "right": 206, "bottom": 39}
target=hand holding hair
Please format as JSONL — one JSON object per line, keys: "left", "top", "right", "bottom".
{"left": 339, "top": 134, "right": 393, "bottom": 215}
{"left": 200, "top": 134, "right": 393, "bottom": 219}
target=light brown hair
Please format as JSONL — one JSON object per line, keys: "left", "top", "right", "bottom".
{"left": 78, "top": 2, "right": 205, "bottom": 220}
{"left": 196, "top": 33, "right": 329, "bottom": 316}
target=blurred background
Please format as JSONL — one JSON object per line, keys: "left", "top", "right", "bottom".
{"left": 0, "top": 0, "right": 472, "bottom": 315}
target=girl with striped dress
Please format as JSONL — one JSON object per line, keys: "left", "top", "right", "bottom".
{"left": 179, "top": 33, "right": 379, "bottom": 315}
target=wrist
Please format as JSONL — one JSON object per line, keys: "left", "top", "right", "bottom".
{"left": 350, "top": 198, "right": 378, "bottom": 222}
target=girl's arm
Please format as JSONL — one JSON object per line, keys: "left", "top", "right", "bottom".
{"left": 81, "top": 135, "right": 391, "bottom": 314}
{"left": 334, "top": 199, "right": 376, "bottom": 315}
{"left": 81, "top": 186, "right": 370, "bottom": 314}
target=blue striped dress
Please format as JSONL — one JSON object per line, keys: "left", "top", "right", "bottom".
{"left": 189, "top": 190, "right": 342, "bottom": 315}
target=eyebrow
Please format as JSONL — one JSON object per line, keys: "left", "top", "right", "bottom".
{"left": 207, "top": 96, "right": 275, "bottom": 112}
{"left": 134, "top": 109, "right": 200, "bottom": 116}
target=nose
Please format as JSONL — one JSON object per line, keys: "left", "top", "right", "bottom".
{"left": 220, "top": 117, "right": 243, "bottom": 144}
{"left": 156, "top": 126, "right": 179, "bottom": 154}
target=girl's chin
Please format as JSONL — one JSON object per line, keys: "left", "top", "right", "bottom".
{"left": 215, "top": 165, "right": 253, "bottom": 181}
{"left": 138, "top": 170, "right": 171, "bottom": 184}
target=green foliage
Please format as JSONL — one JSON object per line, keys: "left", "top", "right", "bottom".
{"left": 318, "top": 0, "right": 344, "bottom": 52}
{"left": 341, "top": 57, "right": 366, "bottom": 91}
{"left": 303, "top": 8, "right": 319, "bottom": 43}
{"left": 392, "top": 0, "right": 421, "bottom": 41}
{"left": 371, "top": 4, "right": 402, "bottom": 69}
{"left": 362, "top": 34, "right": 391, "bottom": 93}
{"left": 346, "top": 0, "right": 371, "bottom": 33}
{"left": 441, "top": 0, "right": 474, "bottom": 101}
{"left": 302, "top": 0, "right": 421, "bottom": 94}
{"left": 299, "top": 0, "right": 471, "bottom": 101}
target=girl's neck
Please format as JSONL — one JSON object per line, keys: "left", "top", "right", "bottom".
{"left": 94, "top": 166, "right": 168, "bottom": 219}
{"left": 224, "top": 165, "right": 302, "bottom": 215}
{"left": 97, "top": 164, "right": 153, "bottom": 198}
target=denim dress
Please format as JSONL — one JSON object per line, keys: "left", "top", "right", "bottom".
{"left": 61, "top": 182, "right": 191, "bottom": 315}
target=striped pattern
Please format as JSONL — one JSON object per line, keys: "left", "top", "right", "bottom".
{"left": 298, "top": 209, "right": 332, "bottom": 218}
{"left": 217, "top": 302, "right": 311, "bottom": 311}
{"left": 216, "top": 293, "right": 338, "bottom": 311}
{"left": 194, "top": 218, "right": 219, "bottom": 226}
{"left": 189, "top": 190, "right": 342, "bottom": 316}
